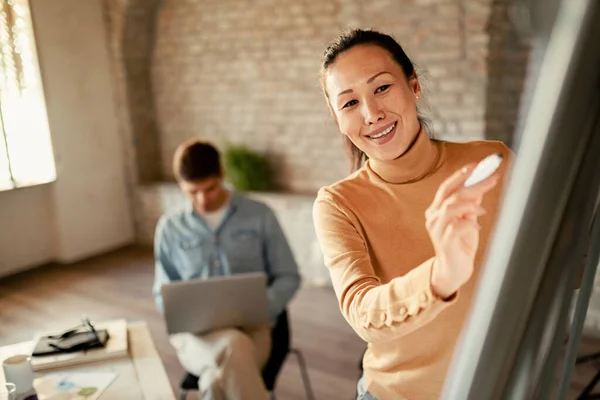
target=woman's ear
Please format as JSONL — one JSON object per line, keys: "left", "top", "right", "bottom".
{"left": 409, "top": 73, "right": 422, "bottom": 100}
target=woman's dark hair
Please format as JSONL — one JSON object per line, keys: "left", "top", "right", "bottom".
{"left": 321, "top": 29, "right": 431, "bottom": 172}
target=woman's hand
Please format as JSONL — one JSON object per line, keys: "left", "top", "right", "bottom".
{"left": 425, "top": 164, "right": 500, "bottom": 299}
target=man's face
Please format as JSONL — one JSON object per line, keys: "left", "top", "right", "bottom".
{"left": 179, "top": 176, "right": 227, "bottom": 213}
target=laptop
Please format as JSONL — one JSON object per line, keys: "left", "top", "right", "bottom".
{"left": 160, "top": 272, "right": 270, "bottom": 335}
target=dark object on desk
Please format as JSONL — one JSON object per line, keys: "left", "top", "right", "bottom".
{"left": 32, "top": 317, "right": 109, "bottom": 356}
{"left": 178, "top": 310, "right": 314, "bottom": 400}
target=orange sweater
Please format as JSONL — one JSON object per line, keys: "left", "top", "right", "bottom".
{"left": 313, "top": 128, "right": 510, "bottom": 399}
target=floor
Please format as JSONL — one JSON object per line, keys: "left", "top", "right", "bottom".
{"left": 1, "top": 246, "right": 600, "bottom": 400}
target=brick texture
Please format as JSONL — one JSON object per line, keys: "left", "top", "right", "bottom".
{"left": 104, "top": 0, "right": 530, "bottom": 193}
{"left": 103, "top": 0, "right": 163, "bottom": 185}
{"left": 484, "top": 0, "right": 531, "bottom": 147}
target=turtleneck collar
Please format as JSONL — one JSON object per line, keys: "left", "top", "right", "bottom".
{"left": 367, "top": 125, "right": 441, "bottom": 184}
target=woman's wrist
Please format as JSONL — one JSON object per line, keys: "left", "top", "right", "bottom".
{"left": 431, "top": 258, "right": 457, "bottom": 300}
{"left": 431, "top": 280, "right": 456, "bottom": 300}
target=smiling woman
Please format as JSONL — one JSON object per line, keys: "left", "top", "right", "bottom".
{"left": 313, "top": 29, "right": 512, "bottom": 400}
{"left": 320, "top": 30, "right": 431, "bottom": 173}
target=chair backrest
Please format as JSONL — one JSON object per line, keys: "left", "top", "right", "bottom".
{"left": 262, "top": 310, "right": 290, "bottom": 390}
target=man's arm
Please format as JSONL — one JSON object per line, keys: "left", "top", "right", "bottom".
{"left": 153, "top": 217, "right": 182, "bottom": 313}
{"left": 262, "top": 208, "right": 301, "bottom": 321}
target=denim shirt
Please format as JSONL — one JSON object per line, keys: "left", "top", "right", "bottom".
{"left": 153, "top": 191, "right": 301, "bottom": 322}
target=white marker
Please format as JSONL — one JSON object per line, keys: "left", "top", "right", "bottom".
{"left": 464, "top": 153, "right": 503, "bottom": 188}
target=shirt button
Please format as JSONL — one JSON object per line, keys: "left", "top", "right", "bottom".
{"left": 420, "top": 293, "right": 429, "bottom": 303}
{"left": 379, "top": 312, "right": 386, "bottom": 322}
{"left": 399, "top": 306, "right": 407, "bottom": 316}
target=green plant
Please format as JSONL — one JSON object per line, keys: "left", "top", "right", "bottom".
{"left": 223, "top": 145, "right": 271, "bottom": 191}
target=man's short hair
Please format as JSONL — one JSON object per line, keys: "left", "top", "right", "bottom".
{"left": 172, "top": 139, "right": 222, "bottom": 181}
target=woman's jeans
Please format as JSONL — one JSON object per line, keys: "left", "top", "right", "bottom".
{"left": 357, "top": 374, "right": 379, "bottom": 400}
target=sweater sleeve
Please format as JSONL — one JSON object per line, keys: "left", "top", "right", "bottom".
{"left": 313, "top": 190, "right": 458, "bottom": 344}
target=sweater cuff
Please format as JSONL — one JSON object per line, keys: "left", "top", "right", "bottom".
{"left": 410, "top": 257, "right": 459, "bottom": 306}
{"left": 363, "top": 258, "right": 458, "bottom": 330}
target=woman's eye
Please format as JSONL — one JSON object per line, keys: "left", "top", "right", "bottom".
{"left": 342, "top": 100, "right": 358, "bottom": 109}
{"left": 375, "top": 84, "right": 391, "bottom": 94}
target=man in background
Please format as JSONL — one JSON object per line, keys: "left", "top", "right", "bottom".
{"left": 153, "top": 139, "right": 301, "bottom": 400}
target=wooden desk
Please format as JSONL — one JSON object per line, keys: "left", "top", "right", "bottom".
{"left": 0, "top": 321, "right": 174, "bottom": 400}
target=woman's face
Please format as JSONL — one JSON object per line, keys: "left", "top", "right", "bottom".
{"left": 324, "top": 45, "right": 422, "bottom": 162}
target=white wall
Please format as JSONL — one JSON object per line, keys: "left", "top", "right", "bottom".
{"left": 31, "top": 0, "right": 134, "bottom": 263}
{"left": 0, "top": 0, "right": 134, "bottom": 276}
{"left": 0, "top": 185, "right": 55, "bottom": 276}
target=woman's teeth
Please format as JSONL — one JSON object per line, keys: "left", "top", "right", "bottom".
{"left": 370, "top": 123, "right": 395, "bottom": 139}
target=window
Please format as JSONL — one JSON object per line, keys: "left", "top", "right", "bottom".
{"left": 0, "top": 0, "right": 55, "bottom": 191}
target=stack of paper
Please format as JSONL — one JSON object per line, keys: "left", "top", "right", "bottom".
{"left": 34, "top": 372, "right": 117, "bottom": 400}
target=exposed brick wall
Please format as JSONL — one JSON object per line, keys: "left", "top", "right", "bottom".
{"left": 102, "top": 0, "right": 529, "bottom": 193}
{"left": 485, "top": 0, "right": 531, "bottom": 147}
{"left": 150, "top": 0, "right": 507, "bottom": 192}
{"left": 103, "top": 0, "right": 163, "bottom": 185}
{"left": 152, "top": 1, "right": 346, "bottom": 192}
{"left": 103, "top": 0, "right": 136, "bottom": 187}
{"left": 102, "top": 0, "right": 531, "bottom": 232}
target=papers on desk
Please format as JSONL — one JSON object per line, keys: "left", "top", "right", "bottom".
{"left": 31, "top": 320, "right": 129, "bottom": 372}
{"left": 34, "top": 372, "right": 117, "bottom": 400}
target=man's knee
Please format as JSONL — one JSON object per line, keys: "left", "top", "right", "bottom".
{"left": 215, "top": 329, "right": 260, "bottom": 367}
{"left": 221, "top": 329, "right": 255, "bottom": 354}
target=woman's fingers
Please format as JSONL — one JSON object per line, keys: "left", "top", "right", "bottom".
{"left": 462, "top": 172, "right": 501, "bottom": 197}
{"left": 430, "top": 163, "right": 477, "bottom": 211}
{"left": 426, "top": 201, "right": 486, "bottom": 234}
{"left": 426, "top": 171, "right": 500, "bottom": 226}
{"left": 430, "top": 164, "right": 501, "bottom": 212}
{"left": 443, "top": 219, "right": 481, "bottom": 251}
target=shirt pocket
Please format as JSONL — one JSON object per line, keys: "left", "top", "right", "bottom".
{"left": 176, "top": 237, "right": 212, "bottom": 278}
{"left": 226, "top": 229, "right": 263, "bottom": 271}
